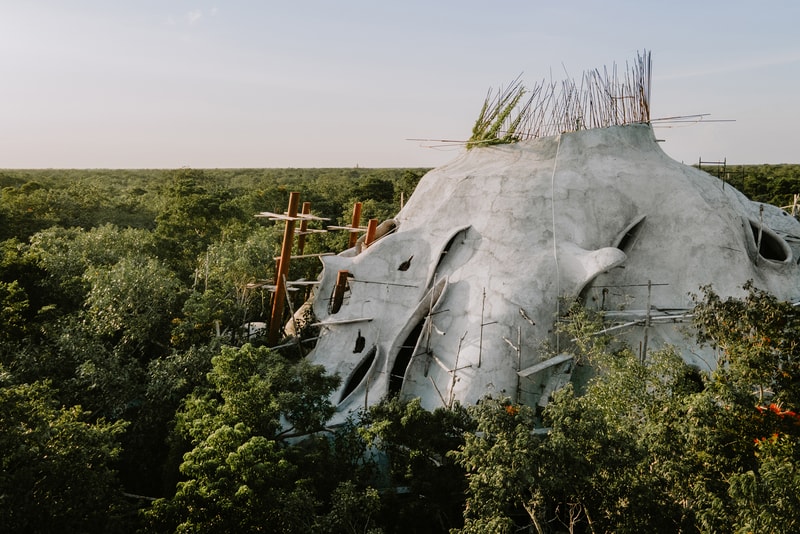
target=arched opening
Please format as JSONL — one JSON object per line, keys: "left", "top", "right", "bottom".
{"left": 613, "top": 214, "right": 646, "bottom": 253}
{"left": 433, "top": 226, "right": 471, "bottom": 274}
{"left": 339, "top": 346, "right": 377, "bottom": 404}
{"left": 389, "top": 320, "right": 425, "bottom": 397}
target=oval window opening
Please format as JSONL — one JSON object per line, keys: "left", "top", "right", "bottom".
{"left": 749, "top": 221, "right": 790, "bottom": 262}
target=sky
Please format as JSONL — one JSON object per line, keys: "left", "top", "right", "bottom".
{"left": 1, "top": 1, "right": 799, "bottom": 169}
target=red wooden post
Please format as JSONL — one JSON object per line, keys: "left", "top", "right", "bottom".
{"left": 269, "top": 192, "right": 300, "bottom": 345}
{"left": 297, "top": 201, "right": 311, "bottom": 255}
{"left": 330, "top": 270, "right": 350, "bottom": 313}
{"left": 348, "top": 202, "right": 362, "bottom": 248}
{"left": 364, "top": 218, "right": 378, "bottom": 247}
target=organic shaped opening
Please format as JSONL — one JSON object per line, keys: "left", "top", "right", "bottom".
{"left": 353, "top": 329, "right": 365, "bottom": 353}
{"left": 398, "top": 256, "right": 413, "bottom": 271}
{"left": 613, "top": 214, "right": 646, "bottom": 253}
{"left": 339, "top": 346, "right": 376, "bottom": 403}
{"left": 749, "top": 221, "right": 790, "bottom": 262}
{"left": 389, "top": 320, "right": 424, "bottom": 397}
{"left": 424, "top": 226, "right": 472, "bottom": 292}
{"left": 435, "top": 227, "right": 468, "bottom": 271}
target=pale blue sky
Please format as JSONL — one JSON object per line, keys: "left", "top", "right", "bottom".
{"left": 1, "top": 1, "right": 798, "bottom": 168}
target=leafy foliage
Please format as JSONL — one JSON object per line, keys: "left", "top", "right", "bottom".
{"left": 698, "top": 162, "right": 800, "bottom": 209}
{"left": 692, "top": 281, "right": 800, "bottom": 405}
{"left": 0, "top": 376, "right": 128, "bottom": 533}
{"left": 451, "top": 398, "right": 541, "bottom": 533}
{"left": 467, "top": 78, "right": 530, "bottom": 150}
{"left": 360, "top": 397, "right": 473, "bottom": 532}
{"left": 144, "top": 344, "right": 339, "bottom": 532}
{"left": 84, "top": 255, "right": 185, "bottom": 353}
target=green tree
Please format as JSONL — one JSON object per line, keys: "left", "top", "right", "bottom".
{"left": 0, "top": 238, "right": 51, "bottom": 343}
{"left": 728, "top": 432, "right": 800, "bottom": 533}
{"left": 451, "top": 284, "right": 800, "bottom": 533}
{"left": 538, "top": 350, "right": 697, "bottom": 533}
{"left": 0, "top": 181, "right": 59, "bottom": 240}
{"left": 153, "top": 169, "right": 237, "bottom": 277}
{"left": 692, "top": 281, "right": 800, "bottom": 406}
{"left": 451, "top": 398, "right": 541, "bottom": 534}
{"left": 172, "top": 226, "right": 280, "bottom": 348}
{"left": 83, "top": 255, "right": 185, "bottom": 355}
{"left": 0, "top": 279, "right": 29, "bottom": 343}
{"left": 685, "top": 283, "right": 800, "bottom": 530}
{"left": 359, "top": 397, "right": 472, "bottom": 532}
{"left": 132, "top": 344, "right": 221, "bottom": 496}
{"left": 0, "top": 376, "right": 128, "bottom": 533}
{"left": 315, "top": 481, "right": 383, "bottom": 534}
{"left": 144, "top": 344, "right": 340, "bottom": 533}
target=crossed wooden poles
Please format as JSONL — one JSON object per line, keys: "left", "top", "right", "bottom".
{"left": 256, "top": 193, "right": 378, "bottom": 346}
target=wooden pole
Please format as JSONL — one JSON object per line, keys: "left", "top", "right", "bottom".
{"left": 297, "top": 201, "right": 311, "bottom": 255}
{"left": 364, "top": 219, "right": 378, "bottom": 247}
{"left": 268, "top": 192, "right": 300, "bottom": 345}
{"left": 348, "top": 202, "right": 362, "bottom": 249}
{"left": 330, "top": 270, "right": 350, "bottom": 314}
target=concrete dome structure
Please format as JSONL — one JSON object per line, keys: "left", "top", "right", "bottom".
{"left": 304, "top": 123, "right": 800, "bottom": 425}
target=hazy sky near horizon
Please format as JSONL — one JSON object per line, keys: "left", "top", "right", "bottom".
{"left": 2, "top": 1, "right": 798, "bottom": 169}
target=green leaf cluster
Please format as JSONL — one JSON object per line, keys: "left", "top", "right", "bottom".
{"left": 467, "top": 79, "right": 529, "bottom": 150}
{"left": 0, "top": 377, "right": 128, "bottom": 533}
{"left": 143, "top": 344, "right": 339, "bottom": 533}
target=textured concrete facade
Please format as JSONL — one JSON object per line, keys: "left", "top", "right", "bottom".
{"left": 305, "top": 124, "right": 800, "bottom": 424}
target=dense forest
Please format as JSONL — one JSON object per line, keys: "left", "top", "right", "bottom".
{"left": 1, "top": 164, "right": 799, "bottom": 533}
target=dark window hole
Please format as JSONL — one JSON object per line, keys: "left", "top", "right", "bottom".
{"left": 389, "top": 320, "right": 425, "bottom": 397}
{"left": 398, "top": 255, "right": 413, "bottom": 271}
{"left": 615, "top": 215, "right": 646, "bottom": 253}
{"left": 339, "top": 346, "right": 376, "bottom": 403}
{"left": 749, "top": 222, "right": 789, "bottom": 262}
{"left": 353, "top": 329, "right": 365, "bottom": 353}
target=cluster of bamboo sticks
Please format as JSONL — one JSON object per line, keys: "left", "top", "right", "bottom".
{"left": 468, "top": 50, "right": 652, "bottom": 147}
